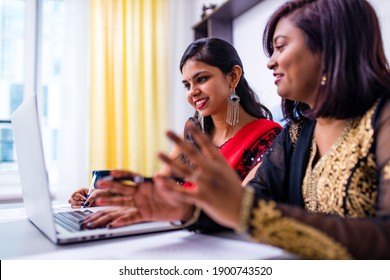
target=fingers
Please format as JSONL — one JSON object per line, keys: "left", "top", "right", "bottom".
{"left": 108, "top": 209, "right": 140, "bottom": 228}
{"left": 154, "top": 175, "right": 198, "bottom": 205}
{"left": 167, "top": 122, "right": 221, "bottom": 161}
{"left": 183, "top": 124, "right": 233, "bottom": 169}
{"left": 81, "top": 209, "right": 117, "bottom": 229}
{"left": 161, "top": 128, "right": 229, "bottom": 183}
{"left": 96, "top": 179, "right": 139, "bottom": 196}
{"left": 109, "top": 170, "right": 141, "bottom": 179}
{"left": 68, "top": 197, "right": 84, "bottom": 208}
{"left": 95, "top": 195, "right": 135, "bottom": 207}
{"left": 158, "top": 130, "right": 207, "bottom": 182}
{"left": 79, "top": 189, "right": 109, "bottom": 208}
{"left": 166, "top": 130, "right": 208, "bottom": 170}
{"left": 182, "top": 122, "right": 222, "bottom": 160}
{"left": 158, "top": 152, "right": 194, "bottom": 181}
{"left": 89, "top": 189, "right": 115, "bottom": 198}
{"left": 68, "top": 188, "right": 89, "bottom": 208}
{"left": 158, "top": 150, "right": 211, "bottom": 186}
{"left": 81, "top": 207, "right": 140, "bottom": 229}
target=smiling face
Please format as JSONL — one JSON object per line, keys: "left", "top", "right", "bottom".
{"left": 181, "top": 59, "right": 233, "bottom": 117}
{"left": 267, "top": 17, "right": 322, "bottom": 108}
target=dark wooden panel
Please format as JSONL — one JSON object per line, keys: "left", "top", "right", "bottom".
{"left": 193, "top": 0, "right": 264, "bottom": 41}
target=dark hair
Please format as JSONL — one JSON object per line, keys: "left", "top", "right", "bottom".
{"left": 180, "top": 37, "right": 272, "bottom": 134}
{"left": 263, "top": 0, "right": 390, "bottom": 122}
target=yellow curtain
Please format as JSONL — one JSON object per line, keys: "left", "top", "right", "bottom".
{"left": 90, "top": 0, "right": 169, "bottom": 176}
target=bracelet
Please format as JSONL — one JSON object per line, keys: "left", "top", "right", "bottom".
{"left": 235, "top": 185, "right": 255, "bottom": 234}
{"left": 170, "top": 206, "right": 201, "bottom": 229}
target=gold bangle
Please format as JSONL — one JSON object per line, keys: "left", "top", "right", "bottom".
{"left": 235, "top": 185, "right": 255, "bottom": 234}
{"left": 170, "top": 206, "right": 201, "bottom": 228}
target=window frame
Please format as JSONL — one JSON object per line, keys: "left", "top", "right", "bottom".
{"left": 0, "top": 0, "right": 40, "bottom": 192}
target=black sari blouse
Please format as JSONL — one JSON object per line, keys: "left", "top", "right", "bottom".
{"left": 247, "top": 94, "right": 390, "bottom": 259}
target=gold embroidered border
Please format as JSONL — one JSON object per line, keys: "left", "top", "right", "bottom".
{"left": 250, "top": 200, "right": 352, "bottom": 259}
{"left": 288, "top": 122, "right": 301, "bottom": 146}
{"left": 384, "top": 161, "right": 390, "bottom": 180}
{"left": 235, "top": 186, "right": 255, "bottom": 234}
{"left": 302, "top": 102, "right": 378, "bottom": 217}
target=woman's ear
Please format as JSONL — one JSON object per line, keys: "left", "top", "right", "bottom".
{"left": 229, "top": 65, "right": 243, "bottom": 88}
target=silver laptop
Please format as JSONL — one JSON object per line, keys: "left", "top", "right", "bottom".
{"left": 11, "top": 95, "right": 180, "bottom": 244}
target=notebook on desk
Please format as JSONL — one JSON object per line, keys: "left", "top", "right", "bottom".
{"left": 11, "top": 95, "right": 180, "bottom": 244}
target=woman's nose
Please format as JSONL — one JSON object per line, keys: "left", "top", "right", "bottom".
{"left": 267, "top": 57, "right": 276, "bottom": 70}
{"left": 189, "top": 88, "right": 200, "bottom": 97}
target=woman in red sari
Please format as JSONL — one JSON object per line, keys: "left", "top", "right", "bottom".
{"left": 73, "top": 38, "right": 281, "bottom": 229}
{"left": 166, "top": 37, "right": 281, "bottom": 187}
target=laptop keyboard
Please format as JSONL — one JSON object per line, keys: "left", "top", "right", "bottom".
{"left": 54, "top": 209, "right": 94, "bottom": 232}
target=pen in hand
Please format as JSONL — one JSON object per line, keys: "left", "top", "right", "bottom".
{"left": 100, "top": 175, "right": 185, "bottom": 185}
{"left": 83, "top": 173, "right": 97, "bottom": 208}
{"left": 101, "top": 175, "right": 153, "bottom": 184}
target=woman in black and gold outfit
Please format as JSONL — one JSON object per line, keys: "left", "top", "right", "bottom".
{"left": 155, "top": 0, "right": 390, "bottom": 259}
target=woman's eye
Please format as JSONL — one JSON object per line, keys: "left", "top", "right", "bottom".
{"left": 197, "top": 76, "right": 208, "bottom": 83}
{"left": 274, "top": 45, "right": 285, "bottom": 51}
{"left": 183, "top": 83, "right": 190, "bottom": 90}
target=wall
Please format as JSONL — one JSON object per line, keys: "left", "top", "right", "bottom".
{"left": 371, "top": 0, "right": 390, "bottom": 59}
{"left": 233, "top": 0, "right": 285, "bottom": 122}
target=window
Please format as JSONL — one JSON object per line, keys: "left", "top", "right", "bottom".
{"left": 0, "top": 0, "right": 89, "bottom": 202}
{"left": 0, "top": 0, "right": 26, "bottom": 192}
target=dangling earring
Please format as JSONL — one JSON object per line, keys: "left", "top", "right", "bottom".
{"left": 197, "top": 111, "right": 205, "bottom": 132}
{"left": 226, "top": 90, "right": 240, "bottom": 126}
{"left": 321, "top": 74, "right": 327, "bottom": 86}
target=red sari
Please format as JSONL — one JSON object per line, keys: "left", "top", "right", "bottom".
{"left": 183, "top": 119, "right": 282, "bottom": 188}
{"left": 219, "top": 119, "right": 281, "bottom": 181}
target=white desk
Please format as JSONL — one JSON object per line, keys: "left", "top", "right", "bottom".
{"left": 0, "top": 204, "right": 297, "bottom": 260}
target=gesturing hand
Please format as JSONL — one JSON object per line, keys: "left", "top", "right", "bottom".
{"left": 155, "top": 122, "right": 244, "bottom": 229}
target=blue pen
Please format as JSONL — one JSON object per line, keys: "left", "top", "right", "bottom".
{"left": 83, "top": 173, "right": 97, "bottom": 208}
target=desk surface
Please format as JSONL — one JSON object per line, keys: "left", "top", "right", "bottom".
{"left": 0, "top": 205, "right": 297, "bottom": 260}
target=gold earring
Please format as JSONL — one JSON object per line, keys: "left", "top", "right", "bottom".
{"left": 321, "top": 74, "right": 327, "bottom": 86}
